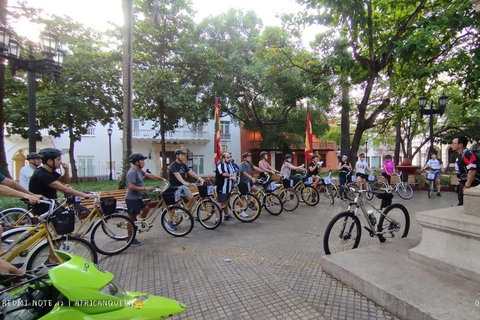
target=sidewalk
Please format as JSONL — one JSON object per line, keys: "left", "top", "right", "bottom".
{"left": 97, "top": 191, "right": 458, "bottom": 319}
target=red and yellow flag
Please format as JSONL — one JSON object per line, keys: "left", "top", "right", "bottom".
{"left": 214, "top": 100, "right": 222, "bottom": 164}
{"left": 305, "top": 106, "right": 313, "bottom": 162}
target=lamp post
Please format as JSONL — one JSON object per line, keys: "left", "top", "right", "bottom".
{"left": 418, "top": 95, "right": 448, "bottom": 155}
{"left": 107, "top": 127, "right": 113, "bottom": 180}
{"left": 0, "top": 23, "right": 64, "bottom": 152}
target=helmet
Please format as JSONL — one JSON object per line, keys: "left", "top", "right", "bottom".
{"left": 26, "top": 152, "right": 41, "bottom": 160}
{"left": 311, "top": 154, "right": 319, "bottom": 160}
{"left": 260, "top": 151, "right": 268, "bottom": 159}
{"left": 129, "top": 153, "right": 147, "bottom": 163}
{"left": 242, "top": 152, "right": 252, "bottom": 159}
{"left": 285, "top": 154, "right": 293, "bottom": 160}
{"left": 342, "top": 155, "right": 348, "bottom": 159}
{"left": 39, "top": 148, "right": 62, "bottom": 161}
{"left": 174, "top": 149, "right": 186, "bottom": 156}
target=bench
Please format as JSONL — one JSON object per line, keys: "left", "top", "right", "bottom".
{"left": 80, "top": 189, "right": 127, "bottom": 210}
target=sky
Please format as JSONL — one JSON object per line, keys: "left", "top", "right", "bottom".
{"left": 11, "top": 0, "right": 316, "bottom": 43}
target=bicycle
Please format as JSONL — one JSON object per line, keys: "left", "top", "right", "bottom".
{"left": 292, "top": 174, "right": 320, "bottom": 206}
{"left": 387, "top": 172, "right": 414, "bottom": 200}
{"left": 323, "top": 186, "right": 410, "bottom": 255}
{"left": 424, "top": 169, "right": 442, "bottom": 198}
{"left": 1, "top": 199, "right": 98, "bottom": 273}
{"left": 316, "top": 170, "right": 338, "bottom": 205}
{"left": 225, "top": 181, "right": 262, "bottom": 222}
{"left": 274, "top": 174, "right": 300, "bottom": 212}
{"left": 254, "top": 175, "right": 284, "bottom": 215}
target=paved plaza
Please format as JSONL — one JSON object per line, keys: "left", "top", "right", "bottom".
{"left": 96, "top": 191, "right": 458, "bottom": 320}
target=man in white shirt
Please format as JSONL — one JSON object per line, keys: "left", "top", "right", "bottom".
{"left": 19, "top": 152, "right": 42, "bottom": 189}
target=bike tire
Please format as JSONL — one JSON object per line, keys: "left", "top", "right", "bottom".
{"left": 262, "top": 193, "right": 283, "bottom": 215}
{"left": 343, "top": 183, "right": 358, "bottom": 201}
{"left": 161, "top": 206, "right": 194, "bottom": 237}
{"left": 196, "top": 199, "right": 222, "bottom": 230}
{"left": 0, "top": 208, "right": 33, "bottom": 228}
{"left": 26, "top": 236, "right": 98, "bottom": 274}
{"left": 323, "top": 211, "right": 362, "bottom": 255}
{"left": 324, "top": 184, "right": 335, "bottom": 205}
{"left": 396, "top": 183, "right": 414, "bottom": 200}
{"left": 1, "top": 227, "right": 32, "bottom": 268}
{"left": 278, "top": 189, "right": 299, "bottom": 211}
{"left": 300, "top": 186, "right": 319, "bottom": 206}
{"left": 376, "top": 203, "right": 410, "bottom": 243}
{"left": 231, "top": 193, "right": 261, "bottom": 222}
{"left": 90, "top": 214, "right": 136, "bottom": 255}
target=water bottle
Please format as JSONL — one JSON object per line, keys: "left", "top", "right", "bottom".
{"left": 367, "top": 210, "right": 376, "bottom": 225}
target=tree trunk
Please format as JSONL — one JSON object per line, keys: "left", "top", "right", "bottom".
{"left": 394, "top": 115, "right": 401, "bottom": 165}
{"left": 159, "top": 99, "right": 167, "bottom": 177}
{"left": 0, "top": 0, "right": 11, "bottom": 178}
{"left": 340, "top": 75, "right": 350, "bottom": 163}
{"left": 68, "top": 126, "right": 78, "bottom": 183}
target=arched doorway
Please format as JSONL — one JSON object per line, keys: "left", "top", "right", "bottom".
{"left": 12, "top": 150, "right": 27, "bottom": 181}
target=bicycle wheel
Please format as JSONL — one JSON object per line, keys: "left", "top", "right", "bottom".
{"left": 161, "top": 206, "right": 194, "bottom": 237}
{"left": 376, "top": 203, "right": 410, "bottom": 243}
{"left": 26, "top": 236, "right": 98, "bottom": 274}
{"left": 278, "top": 189, "right": 299, "bottom": 211}
{"left": 396, "top": 183, "right": 414, "bottom": 200}
{"left": 262, "top": 193, "right": 283, "bottom": 215}
{"left": 90, "top": 214, "right": 136, "bottom": 255}
{"left": 324, "top": 184, "right": 335, "bottom": 205}
{"left": 343, "top": 183, "right": 358, "bottom": 201}
{"left": 427, "top": 181, "right": 433, "bottom": 198}
{"left": 323, "top": 211, "right": 362, "bottom": 255}
{"left": 231, "top": 193, "right": 261, "bottom": 222}
{"left": 196, "top": 199, "right": 222, "bottom": 230}
{"left": 300, "top": 186, "right": 319, "bottom": 206}
{"left": 1, "top": 227, "right": 32, "bottom": 268}
{"left": 73, "top": 205, "right": 91, "bottom": 220}
{"left": 0, "top": 208, "right": 33, "bottom": 228}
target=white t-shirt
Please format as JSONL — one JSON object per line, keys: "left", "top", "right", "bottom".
{"left": 356, "top": 160, "right": 369, "bottom": 174}
{"left": 19, "top": 165, "right": 35, "bottom": 189}
{"left": 426, "top": 158, "right": 442, "bottom": 170}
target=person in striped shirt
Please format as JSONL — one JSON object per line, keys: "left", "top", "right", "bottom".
{"left": 215, "top": 152, "right": 237, "bottom": 220}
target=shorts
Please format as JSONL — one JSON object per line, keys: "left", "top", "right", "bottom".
{"left": 217, "top": 192, "right": 229, "bottom": 203}
{"left": 177, "top": 185, "right": 192, "bottom": 197}
{"left": 356, "top": 173, "right": 368, "bottom": 180}
{"left": 126, "top": 199, "right": 147, "bottom": 215}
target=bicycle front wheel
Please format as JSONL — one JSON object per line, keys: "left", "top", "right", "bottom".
{"left": 324, "top": 184, "right": 336, "bottom": 205}
{"left": 278, "top": 189, "right": 299, "bottom": 211}
{"left": 26, "top": 236, "right": 98, "bottom": 274}
{"left": 0, "top": 208, "right": 33, "bottom": 228}
{"left": 90, "top": 214, "right": 136, "bottom": 255}
{"left": 262, "top": 193, "right": 283, "bottom": 215}
{"left": 300, "top": 186, "right": 319, "bottom": 206}
{"left": 376, "top": 203, "right": 410, "bottom": 243}
{"left": 197, "top": 199, "right": 222, "bottom": 230}
{"left": 323, "top": 211, "right": 361, "bottom": 255}
{"left": 161, "top": 206, "right": 194, "bottom": 237}
{"left": 232, "top": 193, "right": 261, "bottom": 222}
{"left": 396, "top": 183, "right": 414, "bottom": 200}
{"left": 343, "top": 183, "right": 358, "bottom": 201}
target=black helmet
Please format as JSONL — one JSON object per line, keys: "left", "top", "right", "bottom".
{"left": 26, "top": 152, "right": 41, "bottom": 160}
{"left": 285, "top": 154, "right": 293, "bottom": 160}
{"left": 260, "top": 151, "right": 268, "bottom": 159}
{"left": 129, "top": 153, "right": 147, "bottom": 163}
{"left": 39, "top": 148, "right": 62, "bottom": 161}
{"left": 242, "top": 152, "right": 252, "bottom": 159}
{"left": 174, "top": 149, "right": 186, "bottom": 155}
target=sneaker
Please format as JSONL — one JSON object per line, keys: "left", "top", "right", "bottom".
{"left": 215, "top": 218, "right": 221, "bottom": 225}
{"left": 437, "top": 193, "right": 442, "bottom": 197}
{"left": 130, "top": 239, "right": 142, "bottom": 247}
{"left": 166, "top": 221, "right": 177, "bottom": 231}
{"left": 224, "top": 215, "right": 234, "bottom": 221}
{"left": 240, "top": 211, "right": 249, "bottom": 218}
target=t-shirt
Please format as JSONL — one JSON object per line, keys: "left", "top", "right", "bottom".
{"left": 125, "top": 167, "right": 145, "bottom": 200}
{"left": 356, "top": 160, "right": 368, "bottom": 174}
{"left": 0, "top": 172, "right": 5, "bottom": 183}
{"left": 455, "top": 149, "right": 480, "bottom": 186}
{"left": 425, "top": 158, "right": 443, "bottom": 171}
{"left": 339, "top": 161, "right": 351, "bottom": 176}
{"left": 239, "top": 161, "right": 254, "bottom": 183}
{"left": 19, "top": 165, "right": 35, "bottom": 190}
{"left": 169, "top": 161, "right": 190, "bottom": 187}
{"left": 306, "top": 162, "right": 319, "bottom": 177}
{"left": 216, "top": 161, "right": 234, "bottom": 194}
{"left": 280, "top": 162, "right": 295, "bottom": 179}
{"left": 29, "top": 166, "right": 61, "bottom": 215}
{"left": 382, "top": 160, "right": 395, "bottom": 174}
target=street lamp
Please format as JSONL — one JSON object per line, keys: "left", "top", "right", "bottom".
{"left": 107, "top": 127, "right": 113, "bottom": 180}
{"left": 418, "top": 95, "right": 448, "bottom": 155}
{"left": 0, "top": 23, "right": 64, "bottom": 152}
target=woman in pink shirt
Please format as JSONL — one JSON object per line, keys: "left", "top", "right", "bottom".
{"left": 382, "top": 155, "right": 396, "bottom": 186}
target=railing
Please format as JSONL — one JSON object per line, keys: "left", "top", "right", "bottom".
{"left": 220, "top": 133, "right": 231, "bottom": 141}
{"left": 250, "top": 141, "right": 336, "bottom": 150}
{"left": 133, "top": 129, "right": 209, "bottom": 140}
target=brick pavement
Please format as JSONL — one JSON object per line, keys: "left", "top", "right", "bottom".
{"left": 97, "top": 191, "right": 458, "bottom": 320}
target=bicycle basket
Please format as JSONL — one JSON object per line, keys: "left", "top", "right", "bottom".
{"left": 426, "top": 172, "right": 436, "bottom": 180}
{"left": 282, "top": 178, "right": 294, "bottom": 188}
{"left": 51, "top": 209, "right": 75, "bottom": 235}
{"left": 238, "top": 182, "right": 250, "bottom": 195}
{"left": 367, "top": 174, "right": 376, "bottom": 182}
{"left": 264, "top": 181, "right": 277, "bottom": 193}
{"left": 322, "top": 176, "right": 332, "bottom": 185}
{"left": 100, "top": 197, "right": 117, "bottom": 215}
{"left": 65, "top": 195, "right": 82, "bottom": 204}
{"left": 302, "top": 176, "right": 313, "bottom": 186}
{"left": 163, "top": 187, "right": 181, "bottom": 205}
{"left": 198, "top": 185, "right": 215, "bottom": 198}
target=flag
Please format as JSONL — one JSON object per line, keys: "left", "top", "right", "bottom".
{"left": 305, "top": 106, "right": 313, "bottom": 163}
{"left": 214, "top": 100, "right": 222, "bottom": 164}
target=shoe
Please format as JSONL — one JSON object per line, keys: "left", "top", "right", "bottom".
{"left": 215, "top": 218, "right": 221, "bottom": 225}
{"left": 437, "top": 193, "right": 442, "bottom": 197}
{"left": 130, "top": 239, "right": 142, "bottom": 247}
{"left": 224, "top": 215, "right": 234, "bottom": 221}
{"left": 240, "top": 211, "right": 249, "bottom": 218}
{"left": 166, "top": 221, "right": 177, "bottom": 231}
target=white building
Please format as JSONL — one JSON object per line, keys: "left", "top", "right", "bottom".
{"left": 5, "top": 115, "right": 241, "bottom": 180}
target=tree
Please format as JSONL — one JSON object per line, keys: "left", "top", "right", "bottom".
{"left": 0, "top": 0, "right": 11, "bottom": 177}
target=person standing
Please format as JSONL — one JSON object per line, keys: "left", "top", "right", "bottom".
{"left": 421, "top": 152, "right": 444, "bottom": 197}
{"left": 19, "top": 152, "right": 42, "bottom": 190}
{"left": 355, "top": 153, "right": 374, "bottom": 189}
{"left": 215, "top": 152, "right": 236, "bottom": 221}
{"left": 382, "top": 155, "right": 396, "bottom": 187}
{"left": 125, "top": 153, "right": 168, "bottom": 246}
{"left": 451, "top": 136, "right": 480, "bottom": 206}
{"left": 337, "top": 155, "right": 352, "bottom": 201}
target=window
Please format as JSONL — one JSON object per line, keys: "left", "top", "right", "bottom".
{"left": 370, "top": 156, "right": 381, "bottom": 169}
{"left": 192, "top": 155, "right": 204, "bottom": 175}
{"left": 78, "top": 156, "right": 94, "bottom": 177}
{"left": 191, "top": 123, "right": 204, "bottom": 131}
{"left": 221, "top": 121, "right": 231, "bottom": 140}
{"left": 133, "top": 120, "right": 140, "bottom": 130}
{"left": 82, "top": 127, "right": 95, "bottom": 136}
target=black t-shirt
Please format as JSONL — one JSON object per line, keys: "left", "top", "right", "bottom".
{"left": 306, "top": 162, "right": 319, "bottom": 177}
{"left": 339, "top": 161, "right": 351, "bottom": 175}
{"left": 29, "top": 166, "right": 61, "bottom": 215}
{"left": 168, "top": 161, "right": 190, "bottom": 187}
{"left": 455, "top": 149, "right": 480, "bottom": 186}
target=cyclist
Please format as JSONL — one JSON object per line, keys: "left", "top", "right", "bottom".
{"left": 355, "top": 153, "right": 374, "bottom": 190}
{"left": 29, "top": 148, "right": 93, "bottom": 216}
{"left": 337, "top": 155, "right": 352, "bottom": 201}
{"left": 239, "top": 152, "right": 265, "bottom": 194}
{"left": 0, "top": 171, "right": 40, "bottom": 204}
{"left": 19, "top": 152, "right": 41, "bottom": 189}
{"left": 451, "top": 136, "right": 480, "bottom": 206}
{"left": 168, "top": 149, "right": 205, "bottom": 229}
{"left": 258, "top": 151, "right": 280, "bottom": 180}
{"left": 126, "top": 153, "right": 168, "bottom": 246}
{"left": 215, "top": 152, "right": 236, "bottom": 221}
{"left": 280, "top": 154, "right": 306, "bottom": 186}
{"left": 306, "top": 154, "right": 322, "bottom": 190}
{"left": 382, "top": 155, "right": 396, "bottom": 187}
{"left": 421, "top": 152, "right": 443, "bottom": 197}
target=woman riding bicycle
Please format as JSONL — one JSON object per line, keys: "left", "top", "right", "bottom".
{"left": 382, "top": 155, "right": 396, "bottom": 187}
{"left": 421, "top": 152, "right": 444, "bottom": 197}
{"left": 258, "top": 151, "right": 280, "bottom": 180}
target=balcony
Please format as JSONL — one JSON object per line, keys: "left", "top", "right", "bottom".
{"left": 133, "top": 129, "right": 210, "bottom": 143}
{"left": 220, "top": 133, "right": 231, "bottom": 141}
{"left": 250, "top": 141, "right": 336, "bottom": 150}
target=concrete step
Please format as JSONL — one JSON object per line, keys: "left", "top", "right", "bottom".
{"left": 321, "top": 238, "right": 479, "bottom": 320}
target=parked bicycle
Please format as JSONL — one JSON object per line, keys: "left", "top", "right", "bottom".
{"left": 323, "top": 186, "right": 410, "bottom": 255}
